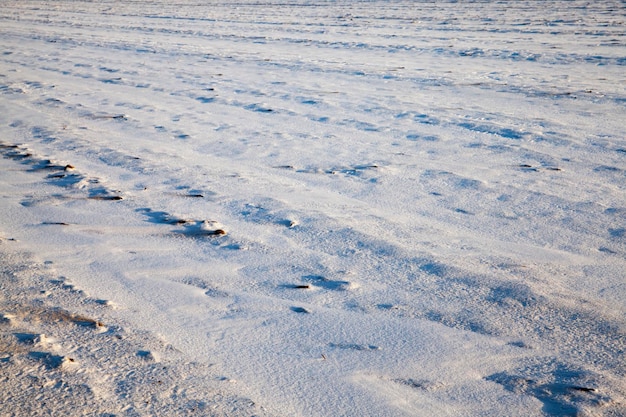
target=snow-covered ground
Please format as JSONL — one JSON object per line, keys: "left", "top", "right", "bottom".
{"left": 1, "top": 1, "right": 625, "bottom": 415}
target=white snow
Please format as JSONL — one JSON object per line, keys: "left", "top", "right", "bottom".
{"left": 1, "top": 1, "right": 625, "bottom": 416}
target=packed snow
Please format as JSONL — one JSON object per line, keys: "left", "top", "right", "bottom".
{"left": 1, "top": 1, "right": 625, "bottom": 416}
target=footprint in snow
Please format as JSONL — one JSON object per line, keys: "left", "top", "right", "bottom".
{"left": 28, "top": 351, "right": 76, "bottom": 369}
{"left": 13, "top": 332, "right": 49, "bottom": 346}
{"left": 137, "top": 210, "right": 229, "bottom": 239}
{"left": 393, "top": 378, "right": 446, "bottom": 392}
{"left": 136, "top": 350, "right": 158, "bottom": 361}
{"left": 329, "top": 343, "right": 380, "bottom": 351}
{"left": 176, "top": 220, "right": 227, "bottom": 237}
{"left": 485, "top": 370, "right": 615, "bottom": 415}
{"left": 302, "top": 275, "right": 356, "bottom": 291}
{"left": 136, "top": 208, "right": 190, "bottom": 225}
{"left": 283, "top": 284, "right": 311, "bottom": 290}
{"left": 239, "top": 202, "right": 297, "bottom": 228}
{"left": 244, "top": 103, "right": 273, "bottom": 113}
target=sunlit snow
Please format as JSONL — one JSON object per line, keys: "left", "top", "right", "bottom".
{"left": 1, "top": 1, "right": 625, "bottom": 416}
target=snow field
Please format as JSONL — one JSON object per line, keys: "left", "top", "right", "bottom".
{"left": 1, "top": 1, "right": 625, "bottom": 416}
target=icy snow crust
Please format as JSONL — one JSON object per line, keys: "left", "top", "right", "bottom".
{"left": 1, "top": 1, "right": 625, "bottom": 415}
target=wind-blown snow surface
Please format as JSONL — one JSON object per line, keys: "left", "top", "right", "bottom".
{"left": 1, "top": 1, "right": 625, "bottom": 415}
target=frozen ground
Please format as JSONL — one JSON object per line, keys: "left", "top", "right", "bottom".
{"left": 1, "top": 1, "right": 625, "bottom": 416}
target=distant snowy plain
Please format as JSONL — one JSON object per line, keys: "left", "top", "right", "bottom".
{"left": 1, "top": 1, "right": 625, "bottom": 416}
